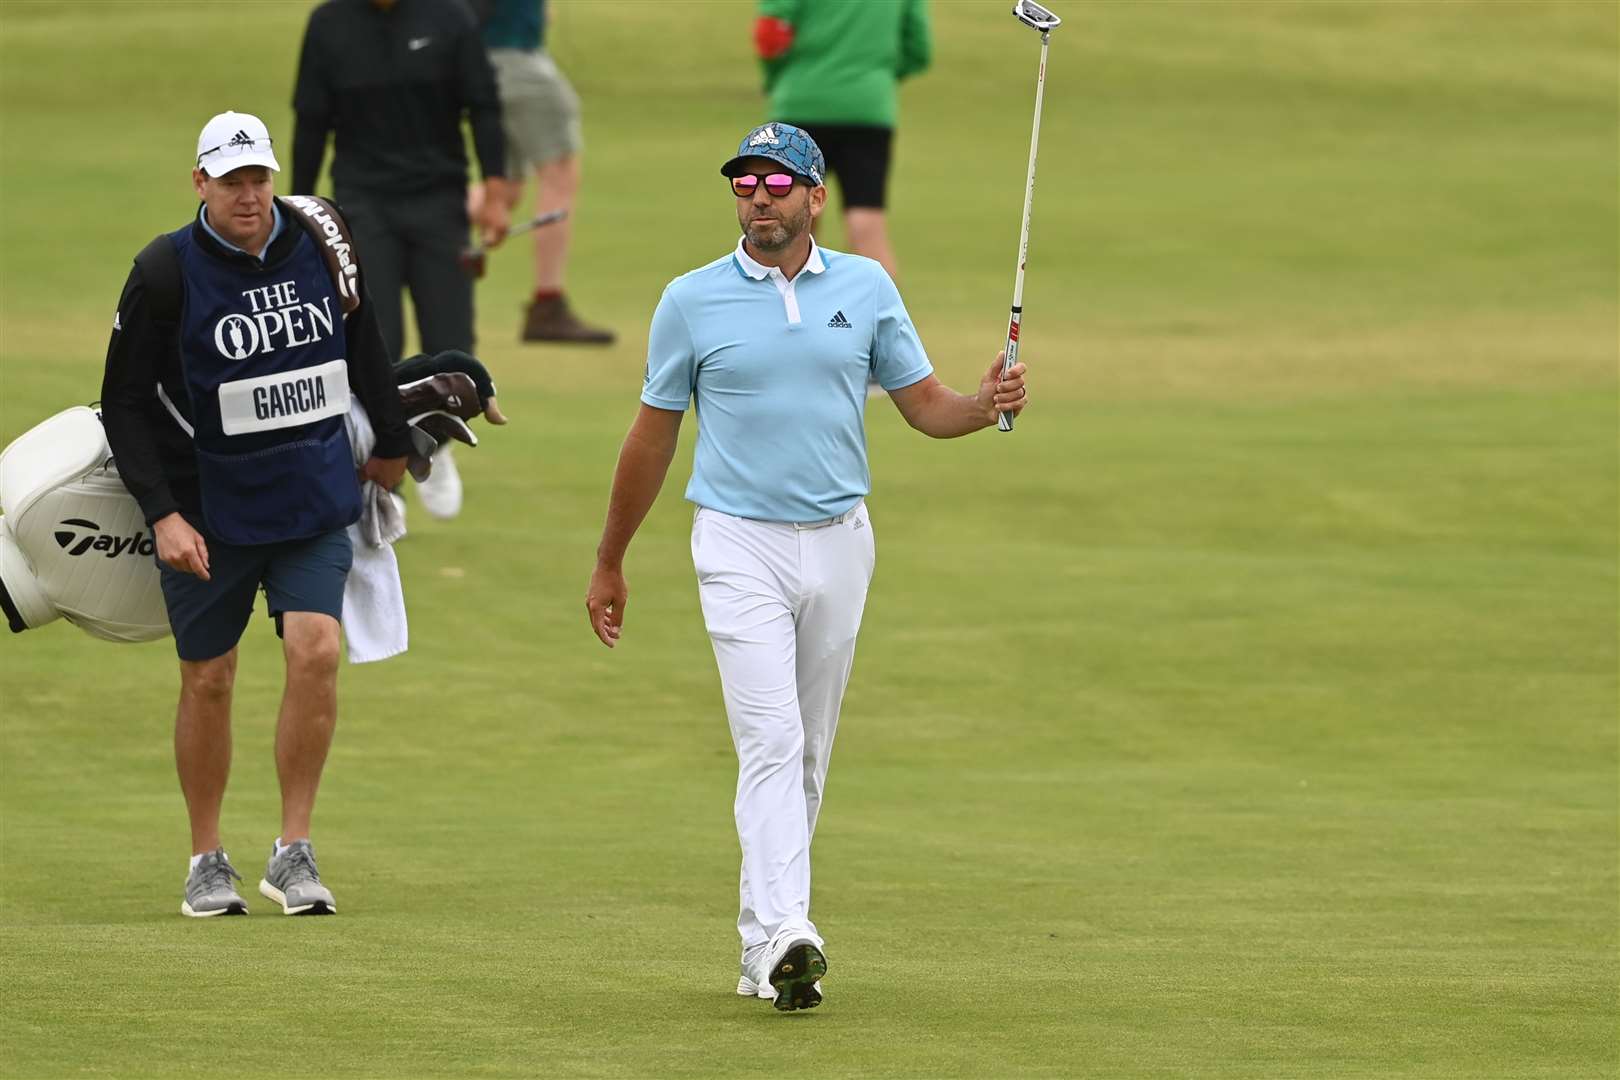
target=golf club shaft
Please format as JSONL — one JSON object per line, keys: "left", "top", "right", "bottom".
{"left": 469, "top": 208, "right": 568, "bottom": 257}
{"left": 509, "top": 207, "right": 567, "bottom": 239}
{"left": 999, "top": 30, "right": 1051, "bottom": 433}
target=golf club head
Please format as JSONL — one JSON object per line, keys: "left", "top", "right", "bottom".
{"left": 1013, "top": 0, "right": 1061, "bottom": 32}
{"left": 406, "top": 425, "right": 439, "bottom": 482}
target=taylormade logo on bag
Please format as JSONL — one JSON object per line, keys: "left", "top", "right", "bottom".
{"left": 282, "top": 195, "right": 359, "bottom": 305}
{"left": 214, "top": 278, "right": 335, "bottom": 361}
{"left": 53, "top": 518, "right": 156, "bottom": 558}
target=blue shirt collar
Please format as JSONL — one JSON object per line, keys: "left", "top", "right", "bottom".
{"left": 198, "top": 200, "right": 285, "bottom": 263}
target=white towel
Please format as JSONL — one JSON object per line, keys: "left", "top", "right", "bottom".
{"left": 342, "top": 402, "right": 408, "bottom": 663}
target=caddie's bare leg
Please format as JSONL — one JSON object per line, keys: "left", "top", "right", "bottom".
{"left": 176, "top": 648, "right": 237, "bottom": 855}
{"left": 274, "top": 612, "right": 341, "bottom": 843}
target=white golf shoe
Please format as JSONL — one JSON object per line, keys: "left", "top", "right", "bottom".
{"left": 737, "top": 943, "right": 775, "bottom": 1000}
{"left": 737, "top": 930, "right": 827, "bottom": 1012}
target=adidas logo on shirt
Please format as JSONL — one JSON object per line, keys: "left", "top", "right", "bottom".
{"left": 827, "top": 310, "right": 852, "bottom": 329}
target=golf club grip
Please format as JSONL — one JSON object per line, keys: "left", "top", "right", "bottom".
{"left": 998, "top": 309, "right": 1020, "bottom": 432}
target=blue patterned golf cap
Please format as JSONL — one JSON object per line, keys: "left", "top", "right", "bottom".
{"left": 720, "top": 123, "right": 825, "bottom": 187}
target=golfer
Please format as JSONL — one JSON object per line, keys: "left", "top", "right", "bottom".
{"left": 585, "top": 123, "right": 1028, "bottom": 1011}
{"left": 99, "top": 111, "right": 410, "bottom": 917}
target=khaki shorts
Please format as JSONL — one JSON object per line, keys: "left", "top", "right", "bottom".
{"left": 490, "top": 48, "right": 582, "bottom": 176}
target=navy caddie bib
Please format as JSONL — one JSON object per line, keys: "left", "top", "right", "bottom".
{"left": 171, "top": 222, "right": 361, "bottom": 546}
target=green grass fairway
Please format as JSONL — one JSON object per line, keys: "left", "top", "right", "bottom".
{"left": 2, "top": 2, "right": 1615, "bottom": 1076}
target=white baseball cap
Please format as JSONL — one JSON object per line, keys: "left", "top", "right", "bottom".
{"left": 195, "top": 111, "right": 280, "bottom": 176}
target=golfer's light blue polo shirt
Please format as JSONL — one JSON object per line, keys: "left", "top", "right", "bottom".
{"left": 643, "top": 237, "right": 932, "bottom": 522}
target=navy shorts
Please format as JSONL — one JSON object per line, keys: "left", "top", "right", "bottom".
{"left": 157, "top": 527, "right": 353, "bottom": 662}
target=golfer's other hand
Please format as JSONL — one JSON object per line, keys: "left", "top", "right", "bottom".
{"left": 153, "top": 512, "right": 210, "bottom": 581}
{"left": 980, "top": 351, "right": 1028, "bottom": 423}
{"left": 586, "top": 563, "right": 627, "bottom": 648}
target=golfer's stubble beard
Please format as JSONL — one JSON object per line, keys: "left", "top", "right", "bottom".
{"left": 740, "top": 198, "right": 811, "bottom": 252}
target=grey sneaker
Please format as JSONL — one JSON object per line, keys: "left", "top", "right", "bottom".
{"left": 763, "top": 930, "right": 827, "bottom": 1012}
{"left": 258, "top": 839, "right": 336, "bottom": 915}
{"left": 181, "top": 847, "right": 248, "bottom": 917}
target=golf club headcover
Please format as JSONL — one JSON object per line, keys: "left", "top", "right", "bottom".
{"left": 0, "top": 406, "right": 170, "bottom": 641}
{"left": 394, "top": 350, "right": 507, "bottom": 425}
{"left": 407, "top": 411, "right": 478, "bottom": 452}
{"left": 398, "top": 371, "right": 482, "bottom": 422}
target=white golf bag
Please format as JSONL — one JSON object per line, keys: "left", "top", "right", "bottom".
{"left": 0, "top": 406, "right": 169, "bottom": 642}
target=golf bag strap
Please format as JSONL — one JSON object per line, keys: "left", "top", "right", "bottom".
{"left": 280, "top": 195, "right": 362, "bottom": 316}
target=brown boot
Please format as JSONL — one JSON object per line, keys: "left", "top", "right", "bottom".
{"left": 520, "top": 294, "right": 615, "bottom": 344}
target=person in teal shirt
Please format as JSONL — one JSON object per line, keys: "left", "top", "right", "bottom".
{"left": 475, "top": 0, "right": 614, "bottom": 345}
{"left": 753, "top": 0, "right": 932, "bottom": 281}
{"left": 586, "top": 124, "right": 1026, "bottom": 1014}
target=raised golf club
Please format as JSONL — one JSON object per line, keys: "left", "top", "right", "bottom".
{"left": 458, "top": 207, "right": 569, "bottom": 279}
{"left": 999, "top": 0, "right": 1061, "bottom": 432}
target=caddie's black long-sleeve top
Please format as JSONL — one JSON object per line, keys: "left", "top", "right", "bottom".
{"left": 99, "top": 207, "right": 412, "bottom": 528}
{"left": 291, "top": 0, "right": 505, "bottom": 196}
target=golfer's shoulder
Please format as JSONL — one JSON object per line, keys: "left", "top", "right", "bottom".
{"left": 662, "top": 253, "right": 739, "bottom": 300}
{"left": 820, "top": 248, "right": 899, "bottom": 300}
{"left": 820, "top": 247, "right": 888, "bottom": 282}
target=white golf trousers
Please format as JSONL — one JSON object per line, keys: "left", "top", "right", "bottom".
{"left": 690, "top": 502, "right": 875, "bottom": 950}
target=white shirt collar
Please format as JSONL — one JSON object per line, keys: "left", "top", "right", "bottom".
{"left": 734, "top": 235, "right": 825, "bottom": 281}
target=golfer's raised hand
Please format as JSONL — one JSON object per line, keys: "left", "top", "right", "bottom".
{"left": 153, "top": 512, "right": 210, "bottom": 582}
{"left": 979, "top": 351, "right": 1028, "bottom": 423}
{"left": 586, "top": 562, "right": 627, "bottom": 648}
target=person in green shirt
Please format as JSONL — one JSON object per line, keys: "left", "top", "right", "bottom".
{"left": 754, "top": 0, "right": 931, "bottom": 280}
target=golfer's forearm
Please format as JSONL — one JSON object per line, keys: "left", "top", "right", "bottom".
{"left": 905, "top": 384, "right": 993, "bottom": 439}
{"left": 595, "top": 431, "right": 677, "bottom": 569}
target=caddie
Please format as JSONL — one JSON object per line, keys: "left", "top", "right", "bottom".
{"left": 585, "top": 123, "right": 1028, "bottom": 1011}
{"left": 98, "top": 110, "right": 411, "bottom": 917}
